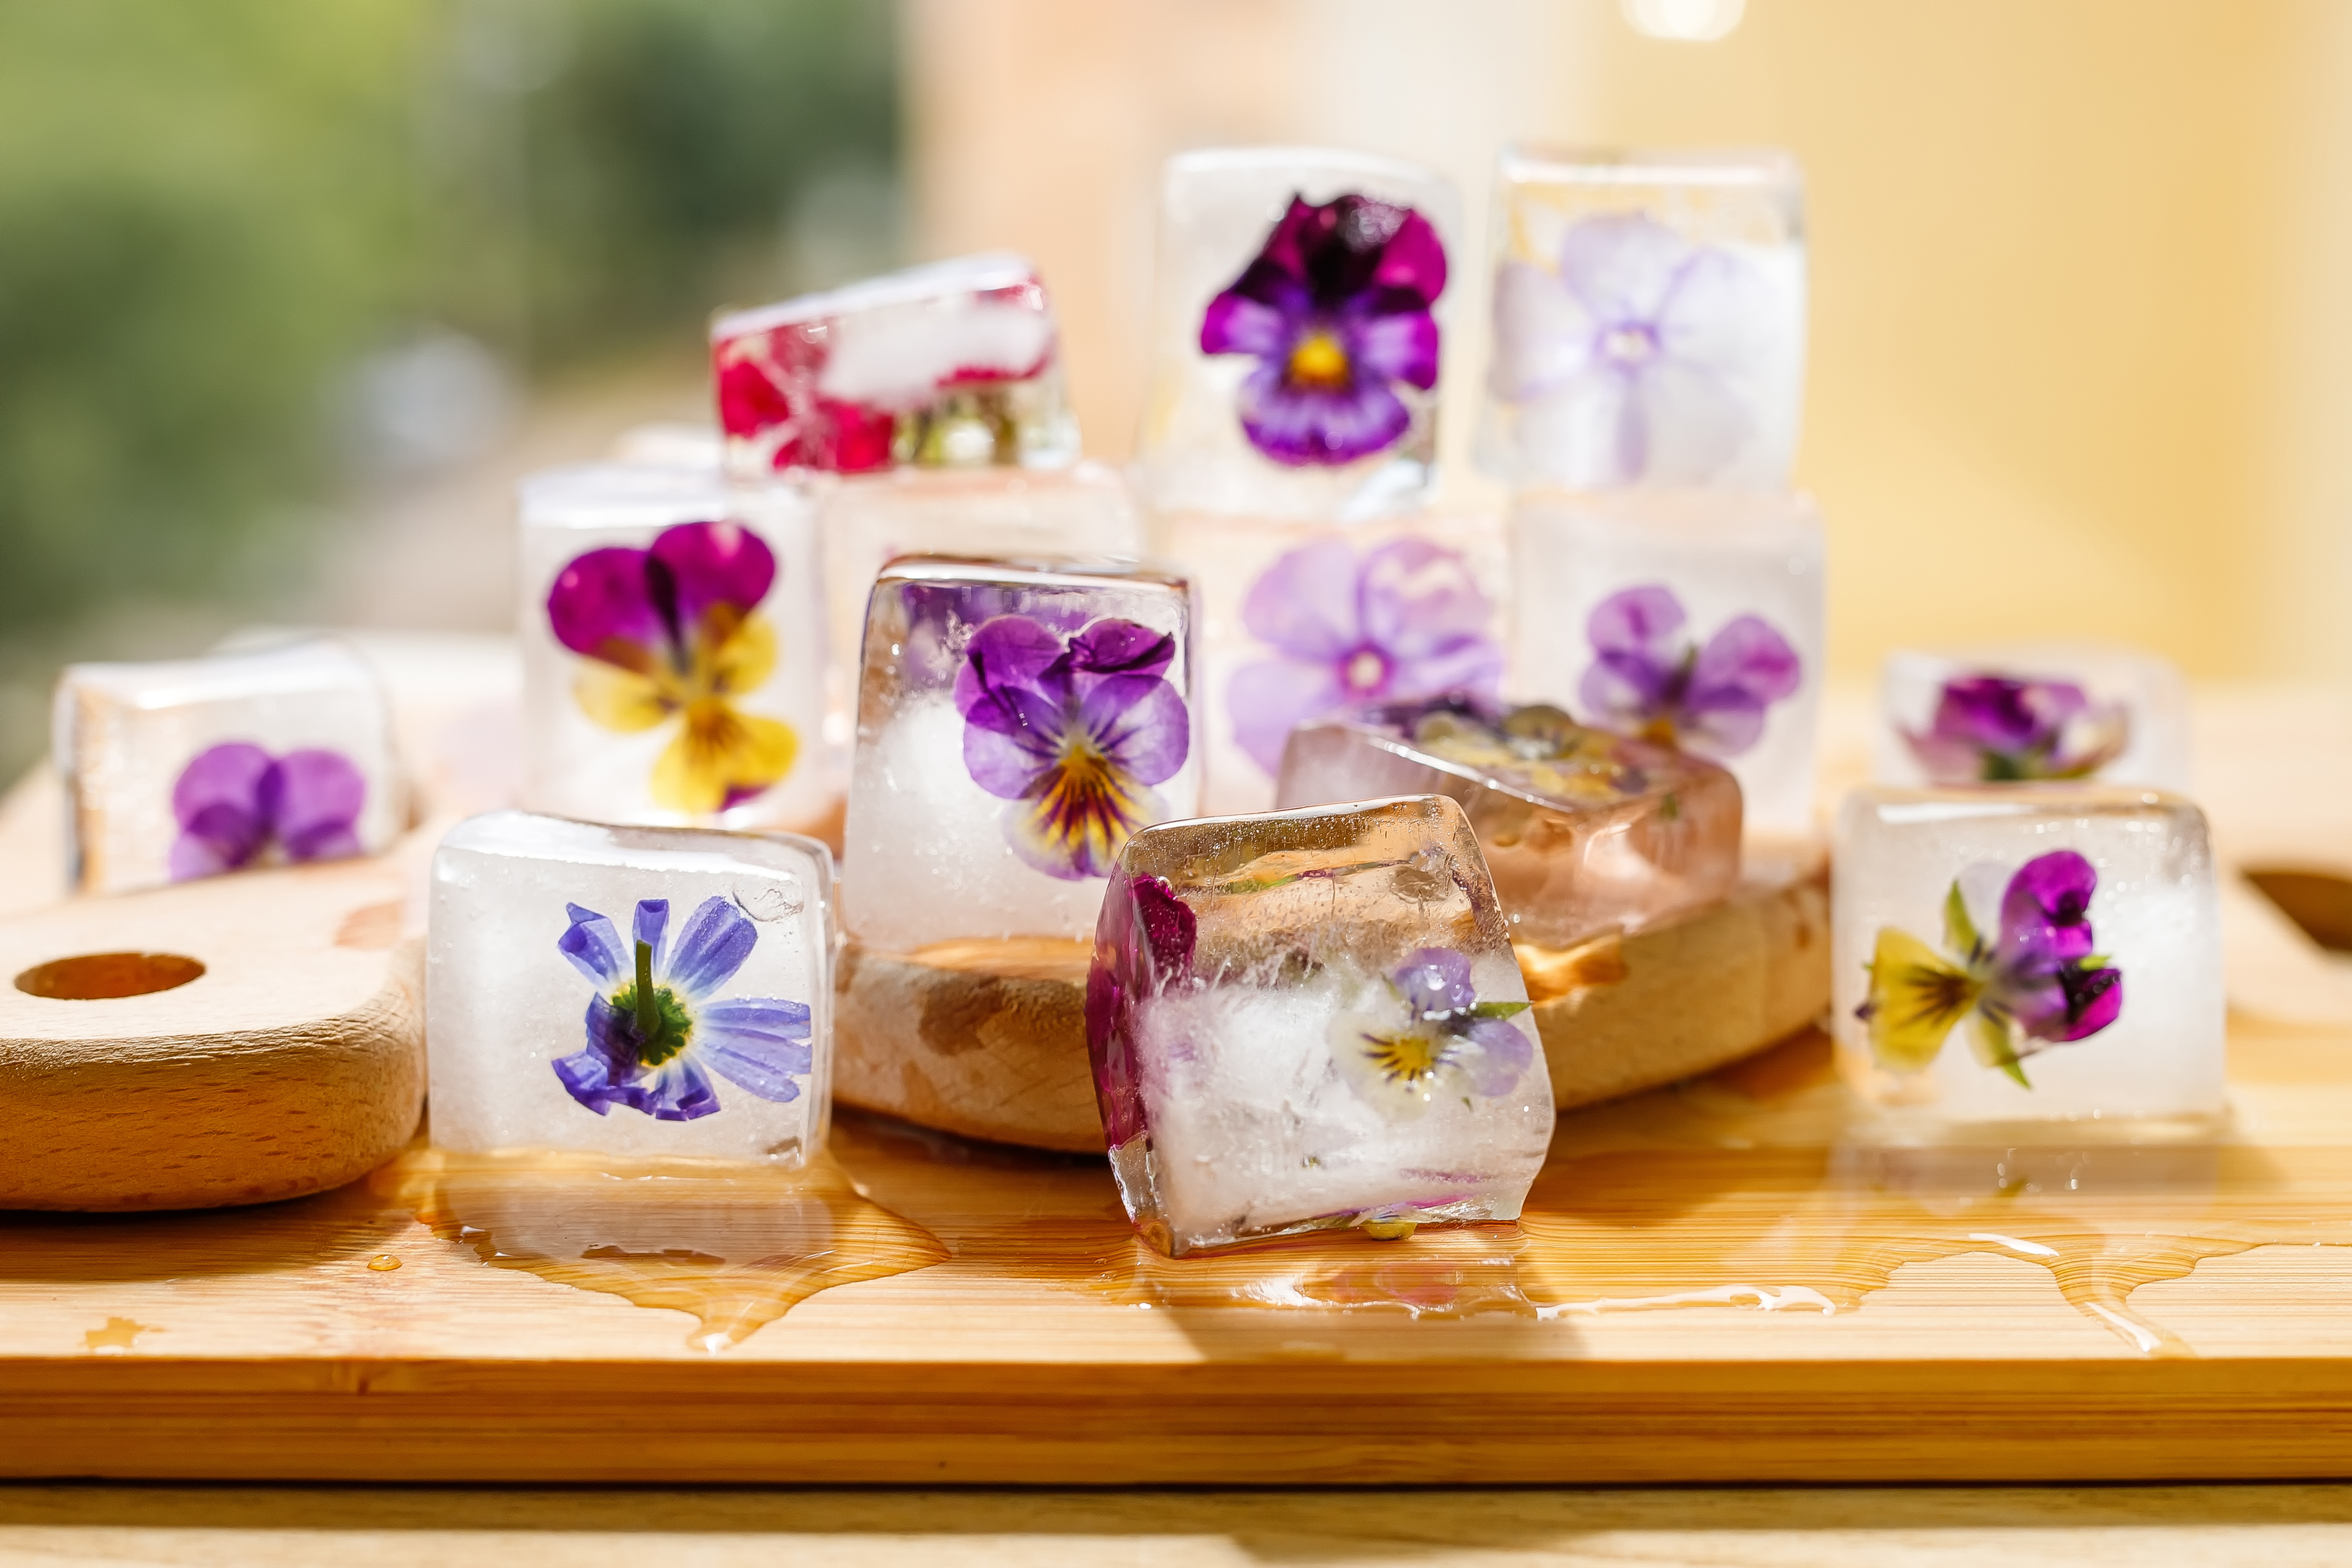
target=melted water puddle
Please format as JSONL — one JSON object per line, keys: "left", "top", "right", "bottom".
{"left": 376, "top": 1149, "right": 948, "bottom": 1352}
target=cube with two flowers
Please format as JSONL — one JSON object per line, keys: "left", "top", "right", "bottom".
{"left": 518, "top": 463, "right": 831, "bottom": 835}
{"left": 1479, "top": 146, "right": 1806, "bottom": 494}
{"left": 1088, "top": 795, "right": 1555, "bottom": 1257}
{"left": 841, "top": 557, "right": 1201, "bottom": 953}
{"left": 1833, "top": 786, "right": 2225, "bottom": 1126}
{"left": 428, "top": 811, "right": 835, "bottom": 1163}
{"left": 55, "top": 636, "right": 404, "bottom": 895}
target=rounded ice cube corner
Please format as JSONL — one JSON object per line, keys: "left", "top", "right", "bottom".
{"left": 425, "top": 809, "right": 837, "bottom": 1166}
{"left": 1085, "top": 793, "right": 1557, "bottom": 1258}
{"left": 1831, "top": 783, "right": 2224, "bottom": 1130}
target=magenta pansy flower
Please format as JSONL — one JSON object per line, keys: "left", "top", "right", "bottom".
{"left": 1086, "top": 872, "right": 1198, "bottom": 1147}
{"left": 1903, "top": 675, "right": 2129, "bottom": 784}
{"left": 554, "top": 894, "right": 811, "bottom": 1120}
{"left": 1200, "top": 193, "right": 1447, "bottom": 467}
{"left": 1229, "top": 537, "right": 1503, "bottom": 777}
{"left": 1578, "top": 583, "right": 1800, "bottom": 759}
{"left": 546, "top": 520, "right": 795, "bottom": 815}
{"left": 956, "top": 615, "right": 1192, "bottom": 880}
{"left": 1329, "top": 945, "right": 1534, "bottom": 1120}
{"left": 1491, "top": 213, "right": 1777, "bottom": 485}
{"left": 1859, "top": 850, "right": 2124, "bottom": 1087}
{"left": 169, "top": 742, "right": 367, "bottom": 882}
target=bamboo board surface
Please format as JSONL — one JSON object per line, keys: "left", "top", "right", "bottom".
{"left": 8, "top": 676, "right": 2352, "bottom": 1483}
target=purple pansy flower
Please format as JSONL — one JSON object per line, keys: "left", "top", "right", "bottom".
{"left": 1903, "top": 675, "right": 2130, "bottom": 784}
{"left": 1491, "top": 212, "right": 1777, "bottom": 485}
{"left": 1329, "top": 946, "right": 1535, "bottom": 1120}
{"left": 1200, "top": 192, "right": 1448, "bottom": 466}
{"left": 1857, "top": 850, "right": 2124, "bottom": 1087}
{"left": 1577, "top": 583, "right": 1800, "bottom": 759}
{"left": 1229, "top": 536, "right": 1503, "bottom": 776}
{"left": 168, "top": 742, "right": 367, "bottom": 882}
{"left": 956, "top": 615, "right": 1192, "bottom": 880}
{"left": 1086, "top": 872, "right": 1199, "bottom": 1147}
{"left": 553, "top": 894, "right": 812, "bottom": 1120}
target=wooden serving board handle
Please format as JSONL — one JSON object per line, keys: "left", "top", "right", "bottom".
{"left": 833, "top": 849, "right": 1833, "bottom": 1153}
{"left": 0, "top": 854, "right": 424, "bottom": 1211}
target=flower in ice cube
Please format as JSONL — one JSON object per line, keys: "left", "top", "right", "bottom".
{"left": 1330, "top": 946, "right": 1535, "bottom": 1120}
{"left": 1578, "top": 583, "right": 1799, "bottom": 758}
{"left": 1086, "top": 873, "right": 1198, "bottom": 1146}
{"left": 553, "top": 894, "right": 811, "bottom": 1120}
{"left": 546, "top": 520, "right": 797, "bottom": 815}
{"left": 957, "top": 615, "right": 1192, "bottom": 880}
{"left": 1902, "top": 675, "right": 2130, "bottom": 784}
{"left": 1200, "top": 192, "right": 1447, "bottom": 467}
{"left": 168, "top": 742, "right": 368, "bottom": 882}
{"left": 1229, "top": 536, "right": 1504, "bottom": 776}
{"left": 1856, "top": 850, "right": 2124, "bottom": 1087}
{"left": 1491, "top": 213, "right": 1778, "bottom": 485}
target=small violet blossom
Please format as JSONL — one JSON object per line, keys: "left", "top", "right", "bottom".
{"left": 1200, "top": 192, "right": 1448, "bottom": 467}
{"left": 1229, "top": 537, "right": 1504, "bottom": 776}
{"left": 547, "top": 520, "right": 796, "bottom": 816}
{"left": 1858, "top": 851, "right": 2124, "bottom": 1087}
{"left": 1579, "top": 584, "right": 1800, "bottom": 759}
{"left": 1328, "top": 946, "right": 1535, "bottom": 1120}
{"left": 957, "top": 615, "right": 1192, "bottom": 880}
{"left": 1903, "top": 675, "right": 2130, "bottom": 784}
{"left": 169, "top": 742, "right": 367, "bottom": 882}
{"left": 554, "top": 894, "right": 812, "bottom": 1120}
{"left": 1491, "top": 213, "right": 1777, "bottom": 486}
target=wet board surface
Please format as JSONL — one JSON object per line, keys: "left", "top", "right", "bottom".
{"left": 10, "top": 677, "right": 2352, "bottom": 1483}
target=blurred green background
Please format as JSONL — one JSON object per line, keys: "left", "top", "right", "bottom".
{"left": 0, "top": 0, "right": 901, "bottom": 773}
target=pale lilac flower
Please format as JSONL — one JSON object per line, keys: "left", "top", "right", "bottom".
{"left": 1903, "top": 675, "right": 2129, "bottom": 783}
{"left": 1578, "top": 584, "right": 1799, "bottom": 758}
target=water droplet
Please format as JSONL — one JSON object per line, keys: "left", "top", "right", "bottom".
{"left": 367, "top": 1253, "right": 402, "bottom": 1272}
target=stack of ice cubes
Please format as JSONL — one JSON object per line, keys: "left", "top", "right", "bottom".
{"left": 1089, "top": 795, "right": 1555, "bottom": 1256}
{"left": 1135, "top": 147, "right": 1506, "bottom": 817}
{"left": 1483, "top": 148, "right": 1823, "bottom": 840}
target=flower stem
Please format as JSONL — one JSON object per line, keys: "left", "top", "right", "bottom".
{"left": 634, "top": 939, "right": 658, "bottom": 1044}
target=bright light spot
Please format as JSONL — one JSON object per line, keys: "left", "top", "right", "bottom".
{"left": 1621, "top": 0, "right": 1746, "bottom": 43}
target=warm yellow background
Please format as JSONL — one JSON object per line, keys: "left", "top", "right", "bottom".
{"left": 903, "top": 0, "right": 2352, "bottom": 685}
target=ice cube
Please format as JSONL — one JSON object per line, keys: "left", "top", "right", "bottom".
{"left": 1874, "top": 642, "right": 2191, "bottom": 792}
{"left": 1089, "top": 795, "right": 1555, "bottom": 1257}
{"left": 428, "top": 810, "right": 834, "bottom": 1163}
{"left": 1508, "top": 488, "right": 1823, "bottom": 838}
{"left": 710, "top": 252, "right": 1079, "bottom": 480}
{"left": 55, "top": 636, "right": 404, "bottom": 894}
{"left": 1833, "top": 785, "right": 2224, "bottom": 1125}
{"left": 843, "top": 556, "right": 1199, "bottom": 951}
{"left": 1135, "top": 147, "right": 1463, "bottom": 521}
{"left": 815, "top": 462, "right": 1142, "bottom": 758}
{"left": 1165, "top": 510, "right": 1511, "bottom": 818}
{"left": 518, "top": 463, "right": 834, "bottom": 837}
{"left": 1275, "top": 696, "right": 1741, "bottom": 948}
{"left": 1478, "top": 145, "right": 1806, "bottom": 493}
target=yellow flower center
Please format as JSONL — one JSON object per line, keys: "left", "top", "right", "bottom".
{"left": 1286, "top": 330, "right": 1352, "bottom": 390}
{"left": 1359, "top": 1026, "right": 1445, "bottom": 1086}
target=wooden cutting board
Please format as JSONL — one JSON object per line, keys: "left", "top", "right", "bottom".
{"left": 10, "top": 675, "right": 2352, "bottom": 1485}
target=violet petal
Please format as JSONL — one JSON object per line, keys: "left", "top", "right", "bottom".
{"left": 1393, "top": 946, "right": 1476, "bottom": 1014}
{"left": 649, "top": 521, "right": 776, "bottom": 633}
{"left": 953, "top": 615, "right": 1072, "bottom": 717}
{"left": 1083, "top": 674, "right": 1192, "bottom": 788}
{"left": 1235, "top": 362, "right": 1410, "bottom": 467}
{"left": 546, "top": 546, "right": 665, "bottom": 660}
{"left": 1556, "top": 213, "right": 1689, "bottom": 325}
{"left": 1690, "top": 614, "right": 1802, "bottom": 709}
{"left": 1241, "top": 537, "right": 1363, "bottom": 662}
{"left": 269, "top": 748, "right": 367, "bottom": 862}
{"left": 558, "top": 903, "right": 629, "bottom": 986}
{"left": 1355, "top": 537, "right": 1497, "bottom": 664}
{"left": 640, "top": 1056, "right": 723, "bottom": 1121}
{"left": 1066, "top": 618, "right": 1175, "bottom": 679}
{"left": 632, "top": 898, "right": 671, "bottom": 971}
{"left": 1228, "top": 655, "right": 1347, "bottom": 776}
{"left": 1348, "top": 308, "right": 1440, "bottom": 391}
{"left": 1369, "top": 209, "right": 1448, "bottom": 305}
{"left": 1460, "top": 1016, "right": 1536, "bottom": 1097}
{"left": 1199, "top": 291, "right": 1292, "bottom": 358}
{"left": 663, "top": 894, "right": 756, "bottom": 999}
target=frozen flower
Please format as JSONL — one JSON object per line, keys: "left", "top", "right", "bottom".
{"left": 1857, "top": 850, "right": 2124, "bottom": 1087}
{"left": 169, "top": 742, "right": 367, "bottom": 881}
{"left": 957, "top": 615, "right": 1192, "bottom": 879}
{"left": 1491, "top": 212, "right": 1777, "bottom": 485}
{"left": 553, "top": 894, "right": 811, "bottom": 1120}
{"left": 547, "top": 520, "right": 796, "bottom": 815}
{"left": 1903, "top": 675, "right": 2130, "bottom": 783}
{"left": 1329, "top": 946, "right": 1535, "bottom": 1119}
{"left": 1229, "top": 537, "right": 1503, "bottom": 776}
{"left": 1578, "top": 583, "right": 1799, "bottom": 758}
{"left": 1200, "top": 192, "right": 1447, "bottom": 467}
{"left": 1086, "top": 873, "right": 1198, "bottom": 1146}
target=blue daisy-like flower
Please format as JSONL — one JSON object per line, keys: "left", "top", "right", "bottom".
{"left": 551, "top": 894, "right": 812, "bottom": 1120}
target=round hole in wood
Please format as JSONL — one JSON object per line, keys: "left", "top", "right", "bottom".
{"left": 14, "top": 951, "right": 206, "bottom": 1000}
